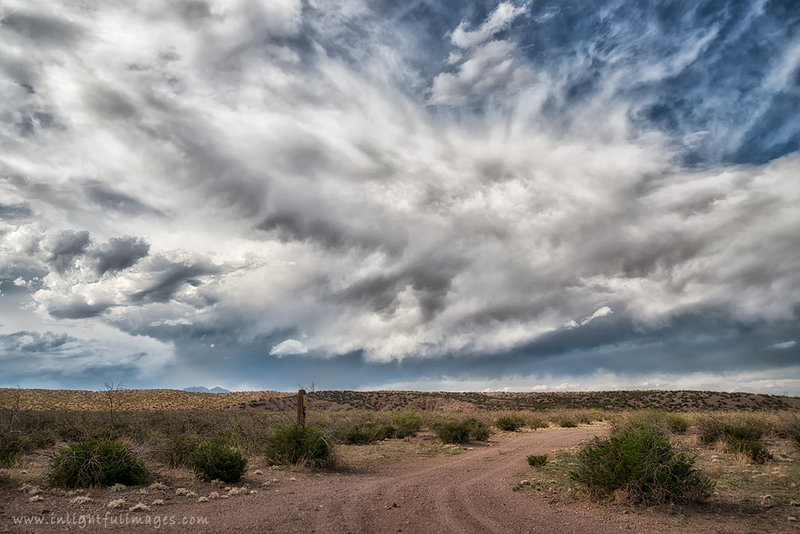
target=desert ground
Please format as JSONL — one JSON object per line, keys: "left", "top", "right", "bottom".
{"left": 1, "top": 389, "right": 799, "bottom": 533}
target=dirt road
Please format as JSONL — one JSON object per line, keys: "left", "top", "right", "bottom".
{"left": 5, "top": 427, "right": 793, "bottom": 533}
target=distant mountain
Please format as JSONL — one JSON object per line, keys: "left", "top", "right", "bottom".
{"left": 183, "top": 386, "right": 230, "bottom": 394}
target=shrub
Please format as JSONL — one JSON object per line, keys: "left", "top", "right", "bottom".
{"left": 49, "top": 439, "right": 148, "bottom": 488}
{"left": 528, "top": 418, "right": 548, "bottom": 430}
{"left": 570, "top": 425, "right": 714, "bottom": 505}
{"left": 336, "top": 423, "right": 395, "bottom": 445}
{"left": 727, "top": 417, "right": 766, "bottom": 442}
{"left": 469, "top": 419, "right": 490, "bottom": 441}
{"left": 527, "top": 454, "right": 548, "bottom": 468}
{"left": 392, "top": 409, "right": 423, "bottom": 438}
{"left": 697, "top": 416, "right": 727, "bottom": 444}
{"left": 496, "top": 415, "right": 525, "bottom": 432}
{"left": 696, "top": 415, "right": 770, "bottom": 461}
{"left": 158, "top": 433, "right": 200, "bottom": 468}
{"left": 438, "top": 418, "right": 489, "bottom": 443}
{"left": 558, "top": 419, "right": 578, "bottom": 428}
{"left": 188, "top": 439, "right": 247, "bottom": 482}
{"left": 0, "top": 433, "right": 27, "bottom": 466}
{"left": 667, "top": 414, "right": 691, "bottom": 434}
{"left": 730, "top": 439, "right": 771, "bottom": 464}
{"left": 266, "top": 425, "right": 332, "bottom": 468}
{"left": 438, "top": 420, "right": 471, "bottom": 444}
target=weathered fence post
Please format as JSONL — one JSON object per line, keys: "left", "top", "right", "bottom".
{"left": 297, "top": 389, "right": 306, "bottom": 427}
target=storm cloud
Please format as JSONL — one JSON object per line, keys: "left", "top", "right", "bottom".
{"left": 0, "top": 0, "right": 798, "bottom": 393}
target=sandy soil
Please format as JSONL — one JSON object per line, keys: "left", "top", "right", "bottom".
{"left": 3, "top": 427, "right": 798, "bottom": 533}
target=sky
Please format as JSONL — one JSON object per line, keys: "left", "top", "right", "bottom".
{"left": 1, "top": 0, "right": 799, "bottom": 394}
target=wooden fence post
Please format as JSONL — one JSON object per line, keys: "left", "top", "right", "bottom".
{"left": 297, "top": 389, "right": 306, "bottom": 427}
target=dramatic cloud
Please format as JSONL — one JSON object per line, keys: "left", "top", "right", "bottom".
{"left": 0, "top": 0, "right": 798, "bottom": 392}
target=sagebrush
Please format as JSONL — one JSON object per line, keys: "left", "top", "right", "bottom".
{"left": 570, "top": 425, "right": 714, "bottom": 504}
{"left": 266, "top": 424, "right": 333, "bottom": 468}
{"left": 49, "top": 438, "right": 148, "bottom": 488}
{"left": 188, "top": 439, "right": 247, "bottom": 482}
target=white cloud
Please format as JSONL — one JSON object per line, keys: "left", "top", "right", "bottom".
{"left": 0, "top": 0, "right": 798, "bottom": 386}
{"left": 768, "top": 340, "right": 797, "bottom": 350}
{"left": 451, "top": 2, "right": 528, "bottom": 49}
{"left": 429, "top": 40, "right": 533, "bottom": 106}
{"left": 270, "top": 338, "right": 309, "bottom": 356}
{"left": 360, "top": 367, "right": 800, "bottom": 396}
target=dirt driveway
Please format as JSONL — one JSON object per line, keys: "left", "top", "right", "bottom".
{"left": 4, "top": 426, "right": 795, "bottom": 533}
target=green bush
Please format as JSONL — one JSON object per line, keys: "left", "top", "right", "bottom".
{"left": 528, "top": 418, "right": 548, "bottom": 430}
{"left": 188, "top": 439, "right": 247, "bottom": 482}
{"left": 696, "top": 415, "right": 770, "bottom": 462}
{"left": 570, "top": 425, "right": 714, "bottom": 505}
{"left": 697, "top": 416, "right": 728, "bottom": 444}
{"left": 336, "top": 423, "right": 396, "bottom": 445}
{"left": 527, "top": 454, "right": 548, "bottom": 468}
{"left": 667, "top": 414, "right": 691, "bottom": 434}
{"left": 730, "top": 438, "right": 771, "bottom": 463}
{"left": 392, "top": 409, "right": 423, "bottom": 438}
{"left": 496, "top": 415, "right": 525, "bottom": 432}
{"left": 266, "top": 425, "right": 332, "bottom": 468}
{"left": 727, "top": 418, "right": 766, "bottom": 442}
{"left": 437, "top": 418, "right": 489, "bottom": 443}
{"left": 469, "top": 419, "right": 490, "bottom": 441}
{"left": 158, "top": 432, "right": 200, "bottom": 468}
{"left": 438, "top": 420, "right": 471, "bottom": 444}
{"left": 49, "top": 439, "right": 148, "bottom": 488}
{"left": 0, "top": 433, "right": 27, "bottom": 466}
{"left": 558, "top": 419, "right": 578, "bottom": 428}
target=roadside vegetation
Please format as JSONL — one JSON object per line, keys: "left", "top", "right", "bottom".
{"left": 1, "top": 389, "right": 799, "bottom": 521}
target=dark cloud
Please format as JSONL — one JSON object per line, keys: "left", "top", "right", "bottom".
{"left": 94, "top": 236, "right": 150, "bottom": 275}
{"left": 329, "top": 254, "right": 463, "bottom": 320}
{"left": 83, "top": 181, "right": 160, "bottom": 215}
{"left": 0, "top": 10, "right": 83, "bottom": 46}
{"left": 47, "top": 230, "right": 91, "bottom": 273}
{"left": 256, "top": 211, "right": 406, "bottom": 254}
{"left": 131, "top": 262, "right": 219, "bottom": 303}
{"left": 47, "top": 300, "right": 112, "bottom": 319}
{"left": 0, "top": 202, "right": 33, "bottom": 221}
{"left": 0, "top": 330, "right": 77, "bottom": 352}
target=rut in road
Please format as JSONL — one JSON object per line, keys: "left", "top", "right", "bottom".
{"left": 312, "top": 426, "right": 607, "bottom": 534}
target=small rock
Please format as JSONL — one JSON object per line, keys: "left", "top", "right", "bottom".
{"left": 129, "top": 503, "right": 149, "bottom": 512}
{"left": 71, "top": 496, "right": 92, "bottom": 505}
{"left": 175, "top": 488, "right": 189, "bottom": 496}
{"left": 253, "top": 470, "right": 264, "bottom": 476}
{"left": 28, "top": 496, "right": 44, "bottom": 503}
{"left": 149, "top": 482, "right": 168, "bottom": 491}
{"left": 152, "top": 499, "right": 165, "bottom": 506}
{"left": 186, "top": 491, "right": 198, "bottom": 498}
{"left": 249, "top": 490, "right": 257, "bottom": 495}
{"left": 209, "top": 492, "right": 220, "bottom": 499}
{"left": 290, "top": 477, "right": 296, "bottom": 481}
{"left": 197, "top": 497, "right": 209, "bottom": 503}
{"left": 519, "top": 480, "right": 531, "bottom": 486}
{"left": 110, "top": 483, "right": 126, "bottom": 492}
{"left": 137, "top": 488, "right": 148, "bottom": 495}
{"left": 221, "top": 494, "right": 230, "bottom": 499}
{"left": 272, "top": 478, "right": 279, "bottom": 483}
{"left": 788, "top": 517, "right": 797, "bottom": 522}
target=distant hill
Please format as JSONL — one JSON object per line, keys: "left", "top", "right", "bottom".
{"left": 183, "top": 386, "right": 230, "bottom": 394}
{"left": 1, "top": 388, "right": 798, "bottom": 412}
